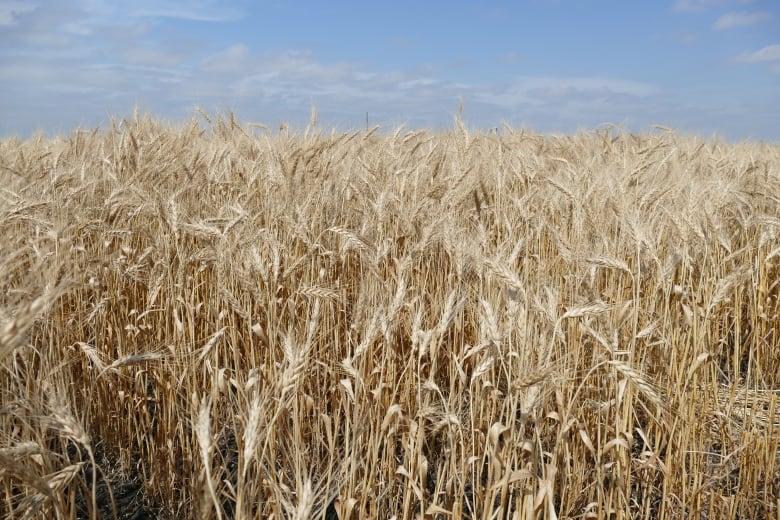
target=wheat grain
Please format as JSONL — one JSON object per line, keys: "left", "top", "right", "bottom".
{"left": 2, "top": 117, "right": 779, "bottom": 519}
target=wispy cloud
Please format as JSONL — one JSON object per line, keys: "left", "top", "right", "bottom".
{"left": 0, "top": 24, "right": 666, "bottom": 135}
{"left": 200, "top": 47, "right": 365, "bottom": 92}
{"left": 1, "top": 0, "right": 776, "bottom": 140}
{"left": 0, "top": 0, "right": 237, "bottom": 54}
{"left": 128, "top": 3, "right": 244, "bottom": 22}
{"left": 119, "top": 46, "right": 189, "bottom": 68}
{"left": 197, "top": 45, "right": 660, "bottom": 113}
{"left": 89, "top": 0, "right": 245, "bottom": 24}
{"left": 734, "top": 44, "right": 780, "bottom": 63}
{"left": 673, "top": 0, "right": 752, "bottom": 13}
{"left": 200, "top": 44, "right": 253, "bottom": 74}
{"left": 673, "top": 0, "right": 720, "bottom": 13}
{"left": 514, "top": 77, "right": 657, "bottom": 99}
{"left": 0, "top": 1, "right": 37, "bottom": 26}
{"left": 713, "top": 11, "right": 771, "bottom": 29}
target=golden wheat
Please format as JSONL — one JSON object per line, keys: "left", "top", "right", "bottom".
{"left": 0, "top": 112, "right": 778, "bottom": 519}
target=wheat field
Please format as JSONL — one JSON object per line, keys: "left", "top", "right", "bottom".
{"left": 1, "top": 112, "right": 779, "bottom": 519}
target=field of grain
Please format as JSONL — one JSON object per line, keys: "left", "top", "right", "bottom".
{"left": 1, "top": 112, "right": 779, "bottom": 519}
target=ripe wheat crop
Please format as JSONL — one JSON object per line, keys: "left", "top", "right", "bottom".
{"left": 1, "top": 112, "right": 779, "bottom": 519}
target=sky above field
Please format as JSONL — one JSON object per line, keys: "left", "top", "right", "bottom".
{"left": 1, "top": 0, "right": 779, "bottom": 141}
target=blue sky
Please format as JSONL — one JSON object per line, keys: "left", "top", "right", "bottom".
{"left": 1, "top": 0, "right": 778, "bottom": 141}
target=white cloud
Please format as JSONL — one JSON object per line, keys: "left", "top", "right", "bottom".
{"left": 119, "top": 43, "right": 663, "bottom": 130}
{"left": 0, "top": 0, "right": 242, "bottom": 50}
{"left": 0, "top": 61, "right": 58, "bottom": 83}
{"left": 129, "top": 2, "right": 244, "bottom": 22}
{"left": 0, "top": 1, "right": 37, "bottom": 26}
{"left": 119, "top": 46, "right": 188, "bottom": 68}
{"left": 713, "top": 11, "right": 771, "bottom": 29}
{"left": 80, "top": 0, "right": 245, "bottom": 24}
{"left": 199, "top": 47, "right": 365, "bottom": 91}
{"left": 735, "top": 44, "right": 780, "bottom": 63}
{"left": 673, "top": 0, "right": 719, "bottom": 13}
{"left": 398, "top": 78, "right": 439, "bottom": 89}
{"left": 0, "top": 0, "right": 776, "bottom": 141}
{"left": 200, "top": 44, "right": 252, "bottom": 73}
{"left": 673, "top": 0, "right": 752, "bottom": 13}
{"left": 510, "top": 77, "right": 657, "bottom": 100}
{"left": 0, "top": 21, "right": 669, "bottom": 136}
